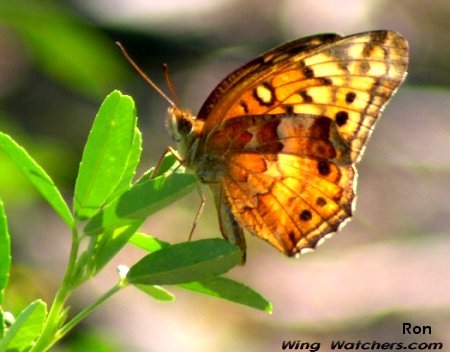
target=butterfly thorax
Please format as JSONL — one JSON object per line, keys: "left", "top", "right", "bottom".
{"left": 167, "top": 106, "right": 203, "bottom": 168}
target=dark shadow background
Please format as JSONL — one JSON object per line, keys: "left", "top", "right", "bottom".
{"left": 1, "top": 1, "right": 449, "bottom": 351}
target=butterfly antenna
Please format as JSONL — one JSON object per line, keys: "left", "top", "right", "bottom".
{"left": 162, "top": 63, "right": 181, "bottom": 108}
{"left": 115, "top": 41, "right": 175, "bottom": 107}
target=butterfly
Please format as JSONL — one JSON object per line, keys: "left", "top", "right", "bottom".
{"left": 121, "top": 30, "right": 409, "bottom": 260}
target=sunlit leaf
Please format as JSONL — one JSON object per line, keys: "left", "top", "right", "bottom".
{"left": 74, "top": 91, "right": 136, "bottom": 220}
{"left": 106, "top": 127, "right": 142, "bottom": 203}
{"left": 89, "top": 222, "right": 140, "bottom": 276}
{"left": 179, "top": 277, "right": 272, "bottom": 313}
{"left": 0, "top": 132, "right": 73, "bottom": 227}
{"left": 128, "top": 233, "right": 170, "bottom": 252}
{"left": 136, "top": 285, "right": 175, "bottom": 302}
{"left": 0, "top": 307, "right": 4, "bottom": 339}
{"left": 84, "top": 170, "right": 197, "bottom": 236}
{"left": 0, "top": 299, "right": 47, "bottom": 352}
{"left": 0, "top": 199, "right": 11, "bottom": 304}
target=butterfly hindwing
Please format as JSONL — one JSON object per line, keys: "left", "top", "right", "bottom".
{"left": 202, "top": 113, "right": 354, "bottom": 255}
{"left": 222, "top": 152, "right": 355, "bottom": 255}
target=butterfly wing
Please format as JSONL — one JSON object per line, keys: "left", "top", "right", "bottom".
{"left": 192, "top": 30, "right": 408, "bottom": 256}
{"left": 206, "top": 114, "right": 355, "bottom": 255}
{"left": 198, "top": 30, "right": 408, "bottom": 161}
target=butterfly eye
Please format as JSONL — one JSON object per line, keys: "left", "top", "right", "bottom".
{"left": 177, "top": 115, "right": 193, "bottom": 136}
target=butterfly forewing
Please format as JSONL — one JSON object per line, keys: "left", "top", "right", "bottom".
{"left": 199, "top": 31, "right": 408, "bottom": 161}
{"left": 197, "top": 33, "right": 342, "bottom": 123}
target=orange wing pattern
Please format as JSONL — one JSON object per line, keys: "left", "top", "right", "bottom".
{"left": 185, "top": 30, "right": 408, "bottom": 257}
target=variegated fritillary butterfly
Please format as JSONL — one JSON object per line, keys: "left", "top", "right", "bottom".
{"left": 122, "top": 30, "right": 409, "bottom": 260}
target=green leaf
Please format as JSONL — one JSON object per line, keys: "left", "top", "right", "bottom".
{"left": 128, "top": 232, "right": 170, "bottom": 252}
{"left": 0, "top": 131, "right": 74, "bottom": 227}
{"left": 74, "top": 91, "right": 137, "bottom": 220}
{"left": 132, "top": 151, "right": 180, "bottom": 186}
{"left": 147, "top": 152, "right": 179, "bottom": 180}
{"left": 129, "top": 234, "right": 271, "bottom": 311}
{"left": 0, "top": 308, "right": 4, "bottom": 339}
{"left": 136, "top": 285, "right": 175, "bottom": 302}
{"left": 179, "top": 277, "right": 272, "bottom": 313}
{"left": 84, "top": 170, "right": 197, "bottom": 236}
{"left": 105, "top": 127, "right": 142, "bottom": 203}
{"left": 127, "top": 239, "right": 242, "bottom": 285}
{"left": 0, "top": 199, "right": 11, "bottom": 304}
{"left": 0, "top": 1, "right": 127, "bottom": 97}
{"left": 0, "top": 299, "right": 47, "bottom": 352}
{"left": 89, "top": 222, "right": 141, "bottom": 276}
{"left": 155, "top": 152, "right": 178, "bottom": 177}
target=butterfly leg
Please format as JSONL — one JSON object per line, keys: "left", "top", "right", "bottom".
{"left": 188, "top": 186, "right": 206, "bottom": 241}
{"left": 150, "top": 146, "right": 183, "bottom": 178}
{"left": 151, "top": 146, "right": 206, "bottom": 241}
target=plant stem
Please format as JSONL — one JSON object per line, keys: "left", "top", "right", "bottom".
{"left": 57, "top": 282, "right": 124, "bottom": 340}
{"left": 29, "top": 227, "right": 81, "bottom": 352}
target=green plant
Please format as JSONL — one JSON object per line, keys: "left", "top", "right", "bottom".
{"left": 0, "top": 90, "right": 271, "bottom": 352}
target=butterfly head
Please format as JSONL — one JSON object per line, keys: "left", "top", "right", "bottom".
{"left": 167, "top": 106, "right": 203, "bottom": 160}
{"left": 167, "top": 106, "right": 192, "bottom": 141}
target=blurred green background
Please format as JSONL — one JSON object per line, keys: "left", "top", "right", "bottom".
{"left": 1, "top": 0, "right": 449, "bottom": 351}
